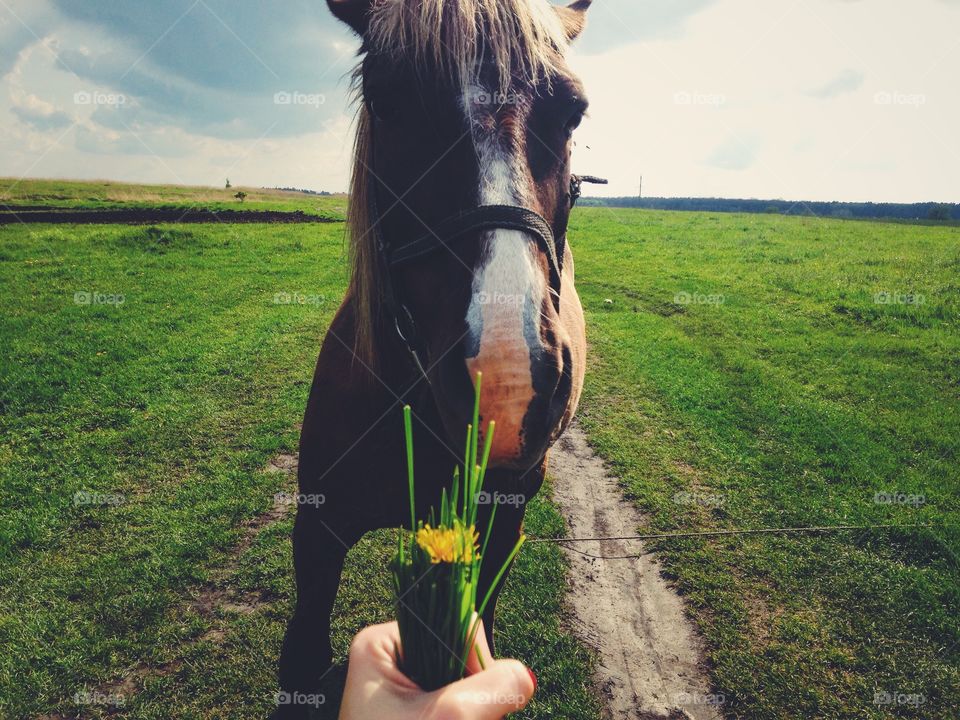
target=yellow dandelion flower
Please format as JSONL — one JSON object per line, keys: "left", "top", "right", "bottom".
{"left": 416, "top": 522, "right": 480, "bottom": 564}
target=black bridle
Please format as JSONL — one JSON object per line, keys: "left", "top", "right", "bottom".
{"left": 369, "top": 171, "right": 607, "bottom": 385}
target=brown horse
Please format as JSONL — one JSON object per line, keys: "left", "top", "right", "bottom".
{"left": 277, "top": 0, "right": 593, "bottom": 713}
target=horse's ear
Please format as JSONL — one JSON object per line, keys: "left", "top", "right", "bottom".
{"left": 554, "top": 0, "right": 592, "bottom": 42}
{"left": 327, "top": 0, "right": 371, "bottom": 35}
{"left": 553, "top": 0, "right": 593, "bottom": 41}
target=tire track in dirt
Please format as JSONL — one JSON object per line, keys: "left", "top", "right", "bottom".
{"left": 548, "top": 425, "right": 720, "bottom": 720}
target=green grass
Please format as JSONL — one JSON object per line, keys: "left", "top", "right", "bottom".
{"left": 0, "top": 177, "right": 347, "bottom": 218}
{"left": 2, "top": 181, "right": 958, "bottom": 719}
{"left": 0, "top": 220, "right": 598, "bottom": 719}
{"left": 568, "top": 207, "right": 960, "bottom": 719}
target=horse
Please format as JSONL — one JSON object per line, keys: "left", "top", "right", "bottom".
{"left": 277, "top": 0, "right": 593, "bottom": 713}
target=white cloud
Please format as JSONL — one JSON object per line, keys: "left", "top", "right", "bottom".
{"left": 0, "top": 0, "right": 58, "bottom": 76}
{"left": 807, "top": 68, "right": 864, "bottom": 99}
{"left": 706, "top": 134, "right": 762, "bottom": 171}
{"left": 9, "top": 92, "right": 71, "bottom": 131}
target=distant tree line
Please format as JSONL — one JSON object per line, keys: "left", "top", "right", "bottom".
{"left": 580, "top": 196, "right": 957, "bottom": 222}
{"left": 269, "top": 186, "right": 332, "bottom": 196}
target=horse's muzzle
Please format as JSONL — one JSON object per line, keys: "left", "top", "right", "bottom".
{"left": 459, "top": 296, "right": 571, "bottom": 469}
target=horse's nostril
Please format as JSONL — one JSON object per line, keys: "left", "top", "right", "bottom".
{"left": 549, "top": 344, "right": 574, "bottom": 426}
{"left": 519, "top": 344, "right": 569, "bottom": 450}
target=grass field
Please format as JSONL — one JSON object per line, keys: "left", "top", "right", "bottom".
{"left": 1, "top": 179, "right": 958, "bottom": 719}
{"left": 0, "top": 177, "right": 347, "bottom": 218}
{"left": 569, "top": 208, "right": 960, "bottom": 718}
{"left": 0, "top": 216, "right": 597, "bottom": 720}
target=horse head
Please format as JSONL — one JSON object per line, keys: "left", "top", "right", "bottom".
{"left": 332, "top": 0, "right": 591, "bottom": 469}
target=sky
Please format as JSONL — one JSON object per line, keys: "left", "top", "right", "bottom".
{"left": 0, "top": 0, "right": 957, "bottom": 203}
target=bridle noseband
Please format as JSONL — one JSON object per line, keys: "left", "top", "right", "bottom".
{"left": 369, "top": 171, "right": 606, "bottom": 386}
{"left": 390, "top": 204, "right": 563, "bottom": 297}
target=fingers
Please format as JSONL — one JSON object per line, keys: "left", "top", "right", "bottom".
{"left": 349, "top": 621, "right": 401, "bottom": 661}
{"left": 464, "top": 617, "right": 494, "bottom": 675}
{"left": 347, "top": 621, "right": 420, "bottom": 691}
{"left": 432, "top": 659, "right": 535, "bottom": 720}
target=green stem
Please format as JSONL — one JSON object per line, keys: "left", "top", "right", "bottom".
{"left": 403, "top": 405, "right": 415, "bottom": 533}
{"left": 478, "top": 535, "right": 526, "bottom": 617}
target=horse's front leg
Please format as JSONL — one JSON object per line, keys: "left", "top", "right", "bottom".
{"left": 276, "top": 502, "right": 361, "bottom": 718}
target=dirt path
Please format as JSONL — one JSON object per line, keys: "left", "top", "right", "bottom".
{"left": 548, "top": 425, "right": 721, "bottom": 720}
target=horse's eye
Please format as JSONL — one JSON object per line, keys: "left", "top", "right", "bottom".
{"left": 564, "top": 111, "right": 584, "bottom": 134}
{"left": 562, "top": 100, "right": 588, "bottom": 136}
{"left": 364, "top": 87, "right": 404, "bottom": 125}
{"left": 367, "top": 94, "right": 403, "bottom": 125}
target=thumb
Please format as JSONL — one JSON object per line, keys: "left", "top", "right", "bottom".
{"left": 431, "top": 659, "right": 535, "bottom": 719}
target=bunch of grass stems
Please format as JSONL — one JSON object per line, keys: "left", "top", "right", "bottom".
{"left": 392, "top": 373, "right": 526, "bottom": 691}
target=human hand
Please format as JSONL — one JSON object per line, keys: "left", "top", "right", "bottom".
{"left": 337, "top": 619, "right": 536, "bottom": 719}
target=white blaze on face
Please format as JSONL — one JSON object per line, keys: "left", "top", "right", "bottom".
{"left": 464, "top": 83, "right": 546, "bottom": 344}
{"left": 463, "top": 83, "right": 545, "bottom": 460}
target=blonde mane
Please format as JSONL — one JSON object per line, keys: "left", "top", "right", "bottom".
{"left": 346, "top": 0, "right": 569, "bottom": 369}
{"left": 368, "top": 0, "right": 567, "bottom": 93}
